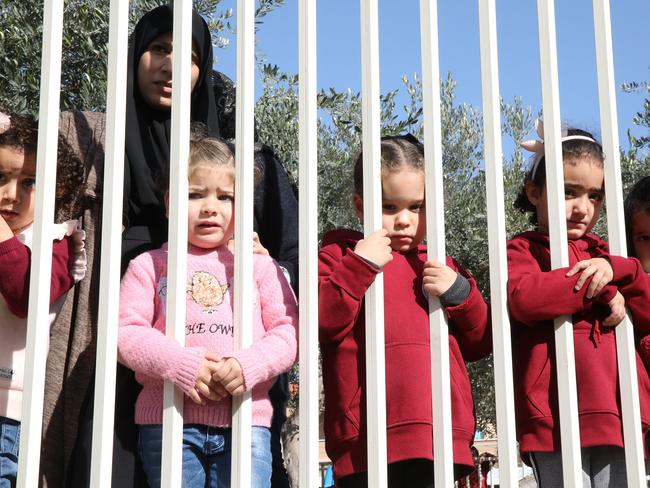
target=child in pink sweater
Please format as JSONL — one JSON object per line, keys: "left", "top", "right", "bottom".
{"left": 117, "top": 135, "right": 298, "bottom": 488}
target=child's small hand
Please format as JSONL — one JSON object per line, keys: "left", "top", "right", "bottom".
{"left": 227, "top": 232, "right": 269, "bottom": 255}
{"left": 211, "top": 357, "right": 246, "bottom": 397}
{"left": 354, "top": 229, "right": 393, "bottom": 268}
{"left": 190, "top": 352, "right": 223, "bottom": 405}
{"left": 566, "top": 258, "right": 613, "bottom": 299}
{"left": 603, "top": 291, "right": 626, "bottom": 326}
{"left": 422, "top": 260, "right": 458, "bottom": 297}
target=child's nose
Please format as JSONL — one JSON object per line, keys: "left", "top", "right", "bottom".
{"left": 573, "top": 196, "right": 589, "bottom": 216}
{"left": 0, "top": 182, "right": 18, "bottom": 203}
{"left": 201, "top": 200, "right": 218, "bottom": 215}
{"left": 395, "top": 211, "right": 410, "bottom": 227}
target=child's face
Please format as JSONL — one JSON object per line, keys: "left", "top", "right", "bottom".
{"left": 0, "top": 146, "right": 36, "bottom": 234}
{"left": 355, "top": 168, "right": 426, "bottom": 252}
{"left": 526, "top": 157, "right": 604, "bottom": 240}
{"left": 186, "top": 164, "right": 235, "bottom": 249}
{"left": 631, "top": 209, "right": 650, "bottom": 273}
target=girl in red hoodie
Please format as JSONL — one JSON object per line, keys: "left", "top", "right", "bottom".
{"left": 508, "top": 120, "right": 650, "bottom": 487}
{"left": 319, "top": 134, "right": 492, "bottom": 487}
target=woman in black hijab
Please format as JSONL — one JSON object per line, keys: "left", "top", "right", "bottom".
{"left": 122, "top": 3, "right": 220, "bottom": 260}
{"left": 69, "top": 5, "right": 297, "bottom": 487}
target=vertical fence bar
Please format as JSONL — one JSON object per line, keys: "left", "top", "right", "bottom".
{"left": 298, "top": 0, "right": 320, "bottom": 486}
{"left": 536, "top": 1, "right": 583, "bottom": 485}
{"left": 160, "top": 2, "right": 193, "bottom": 487}
{"left": 89, "top": 0, "right": 129, "bottom": 486}
{"left": 419, "top": 1, "right": 454, "bottom": 485}
{"left": 476, "top": 2, "right": 518, "bottom": 487}
{"left": 359, "top": 1, "right": 388, "bottom": 486}
{"left": 15, "top": 0, "right": 63, "bottom": 485}
{"left": 592, "top": 1, "right": 646, "bottom": 484}
{"left": 231, "top": 0, "right": 255, "bottom": 485}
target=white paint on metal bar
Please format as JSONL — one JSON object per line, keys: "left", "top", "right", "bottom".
{"left": 359, "top": 1, "right": 388, "bottom": 486}
{"left": 89, "top": 0, "right": 129, "bottom": 486}
{"left": 161, "top": 2, "right": 193, "bottom": 487}
{"left": 592, "top": 0, "right": 645, "bottom": 484}
{"left": 231, "top": 0, "right": 255, "bottom": 485}
{"left": 476, "top": 1, "right": 518, "bottom": 487}
{"left": 16, "top": 0, "right": 64, "bottom": 485}
{"left": 419, "top": 1, "right": 454, "bottom": 485}
{"left": 298, "top": 0, "right": 320, "bottom": 486}
{"left": 536, "top": 1, "right": 582, "bottom": 485}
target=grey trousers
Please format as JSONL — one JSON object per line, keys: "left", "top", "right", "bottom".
{"left": 528, "top": 446, "right": 627, "bottom": 488}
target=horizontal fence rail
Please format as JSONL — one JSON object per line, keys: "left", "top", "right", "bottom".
{"left": 8, "top": 1, "right": 646, "bottom": 487}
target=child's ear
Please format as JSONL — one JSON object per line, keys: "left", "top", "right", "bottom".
{"left": 525, "top": 181, "right": 543, "bottom": 207}
{"left": 352, "top": 194, "right": 364, "bottom": 223}
{"left": 163, "top": 191, "right": 170, "bottom": 218}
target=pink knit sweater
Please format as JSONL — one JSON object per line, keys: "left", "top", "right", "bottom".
{"left": 117, "top": 243, "right": 298, "bottom": 428}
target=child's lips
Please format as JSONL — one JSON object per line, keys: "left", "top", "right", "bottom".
{"left": 0, "top": 209, "right": 17, "bottom": 220}
{"left": 568, "top": 220, "right": 586, "bottom": 227}
{"left": 198, "top": 222, "right": 220, "bottom": 229}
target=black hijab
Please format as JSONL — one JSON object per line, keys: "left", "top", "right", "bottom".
{"left": 123, "top": 4, "right": 220, "bottom": 233}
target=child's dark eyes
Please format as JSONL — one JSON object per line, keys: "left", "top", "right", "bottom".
{"left": 382, "top": 204, "right": 397, "bottom": 212}
{"left": 22, "top": 178, "right": 36, "bottom": 189}
{"left": 637, "top": 235, "right": 650, "bottom": 242}
{"left": 409, "top": 203, "right": 424, "bottom": 212}
{"left": 589, "top": 192, "right": 604, "bottom": 202}
{"left": 188, "top": 191, "right": 203, "bottom": 200}
{"left": 218, "top": 194, "right": 234, "bottom": 202}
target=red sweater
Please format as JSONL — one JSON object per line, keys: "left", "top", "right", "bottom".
{"left": 0, "top": 235, "right": 75, "bottom": 318}
{"left": 507, "top": 231, "right": 650, "bottom": 455}
{"left": 319, "top": 229, "right": 491, "bottom": 480}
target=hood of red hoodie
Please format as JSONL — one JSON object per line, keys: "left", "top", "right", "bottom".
{"left": 321, "top": 228, "right": 363, "bottom": 248}
{"left": 515, "top": 230, "right": 609, "bottom": 256}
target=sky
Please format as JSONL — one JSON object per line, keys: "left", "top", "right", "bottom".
{"left": 213, "top": 0, "right": 649, "bottom": 151}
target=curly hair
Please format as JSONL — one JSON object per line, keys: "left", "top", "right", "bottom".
{"left": 0, "top": 111, "right": 86, "bottom": 220}
{"left": 514, "top": 127, "right": 604, "bottom": 225}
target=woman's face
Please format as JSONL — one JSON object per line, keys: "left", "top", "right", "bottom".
{"left": 137, "top": 32, "right": 201, "bottom": 110}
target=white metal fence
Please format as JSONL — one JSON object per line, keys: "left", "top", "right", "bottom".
{"left": 14, "top": 0, "right": 646, "bottom": 487}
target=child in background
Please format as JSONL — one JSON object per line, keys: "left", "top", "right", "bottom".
{"left": 625, "top": 177, "right": 650, "bottom": 375}
{"left": 624, "top": 175, "right": 650, "bottom": 273}
{"left": 0, "top": 110, "right": 86, "bottom": 487}
{"left": 318, "top": 134, "right": 492, "bottom": 487}
{"left": 508, "top": 120, "right": 650, "bottom": 487}
{"left": 117, "top": 134, "right": 298, "bottom": 488}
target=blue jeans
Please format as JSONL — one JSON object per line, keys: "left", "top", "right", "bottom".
{"left": 0, "top": 417, "right": 20, "bottom": 488}
{"left": 138, "top": 424, "right": 271, "bottom": 488}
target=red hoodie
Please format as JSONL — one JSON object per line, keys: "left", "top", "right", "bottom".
{"left": 507, "top": 231, "right": 650, "bottom": 455}
{"left": 635, "top": 275, "right": 650, "bottom": 373}
{"left": 319, "top": 229, "right": 492, "bottom": 480}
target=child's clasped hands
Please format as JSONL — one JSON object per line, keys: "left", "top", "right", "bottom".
{"left": 190, "top": 352, "right": 246, "bottom": 405}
